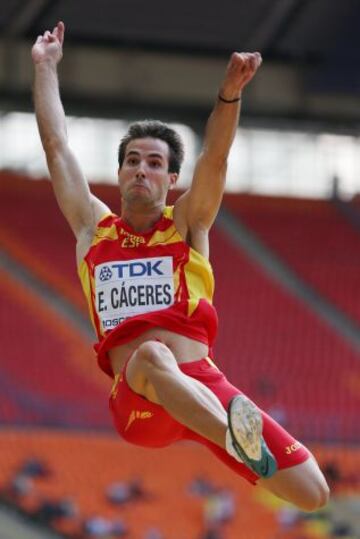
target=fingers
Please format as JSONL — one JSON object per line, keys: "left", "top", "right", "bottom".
{"left": 54, "top": 21, "right": 65, "bottom": 45}
{"left": 41, "top": 30, "right": 54, "bottom": 43}
{"left": 58, "top": 21, "right": 65, "bottom": 44}
{"left": 230, "top": 52, "right": 262, "bottom": 82}
{"left": 230, "top": 52, "right": 262, "bottom": 75}
{"left": 249, "top": 52, "right": 262, "bottom": 71}
{"left": 37, "top": 21, "right": 65, "bottom": 45}
{"left": 220, "top": 51, "right": 262, "bottom": 97}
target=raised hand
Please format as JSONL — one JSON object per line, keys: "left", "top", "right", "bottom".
{"left": 31, "top": 21, "right": 65, "bottom": 65}
{"left": 219, "top": 52, "right": 262, "bottom": 101}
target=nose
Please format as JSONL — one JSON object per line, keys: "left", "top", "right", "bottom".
{"left": 135, "top": 162, "right": 146, "bottom": 179}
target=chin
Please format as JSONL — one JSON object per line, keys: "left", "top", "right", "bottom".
{"left": 126, "top": 193, "right": 152, "bottom": 205}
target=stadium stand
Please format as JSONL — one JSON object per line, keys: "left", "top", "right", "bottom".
{"left": 1, "top": 173, "right": 360, "bottom": 442}
{"left": 0, "top": 430, "right": 358, "bottom": 539}
{"left": 0, "top": 173, "right": 88, "bottom": 314}
{"left": 223, "top": 194, "right": 360, "bottom": 326}
{"left": 1, "top": 173, "right": 360, "bottom": 537}
{"left": 211, "top": 222, "right": 360, "bottom": 443}
{"left": 0, "top": 265, "right": 110, "bottom": 429}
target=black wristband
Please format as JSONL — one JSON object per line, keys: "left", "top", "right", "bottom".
{"left": 218, "top": 94, "right": 241, "bottom": 103}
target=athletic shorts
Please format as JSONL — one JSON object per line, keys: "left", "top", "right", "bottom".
{"left": 109, "top": 357, "right": 310, "bottom": 484}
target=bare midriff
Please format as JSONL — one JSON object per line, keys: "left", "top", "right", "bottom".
{"left": 108, "top": 327, "right": 209, "bottom": 377}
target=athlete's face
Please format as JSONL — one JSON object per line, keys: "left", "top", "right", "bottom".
{"left": 118, "top": 138, "right": 178, "bottom": 206}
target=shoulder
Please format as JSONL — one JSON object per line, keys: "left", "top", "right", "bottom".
{"left": 96, "top": 212, "right": 119, "bottom": 228}
{"left": 76, "top": 211, "right": 119, "bottom": 265}
{"left": 172, "top": 198, "right": 210, "bottom": 259}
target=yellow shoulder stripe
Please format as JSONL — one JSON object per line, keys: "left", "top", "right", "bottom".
{"left": 163, "top": 206, "right": 174, "bottom": 219}
{"left": 148, "top": 225, "right": 181, "bottom": 246}
{"left": 92, "top": 223, "right": 119, "bottom": 247}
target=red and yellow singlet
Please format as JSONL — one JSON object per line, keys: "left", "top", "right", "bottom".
{"left": 78, "top": 206, "right": 218, "bottom": 377}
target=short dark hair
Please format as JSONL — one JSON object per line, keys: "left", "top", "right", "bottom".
{"left": 118, "top": 120, "right": 185, "bottom": 174}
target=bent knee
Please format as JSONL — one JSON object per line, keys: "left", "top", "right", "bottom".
{"left": 263, "top": 458, "right": 330, "bottom": 512}
{"left": 311, "top": 480, "right": 330, "bottom": 511}
{"left": 299, "top": 479, "right": 330, "bottom": 512}
{"left": 135, "top": 340, "right": 176, "bottom": 371}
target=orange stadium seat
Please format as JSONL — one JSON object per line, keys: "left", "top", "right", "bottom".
{"left": 1, "top": 174, "right": 360, "bottom": 537}
{"left": 224, "top": 193, "right": 360, "bottom": 325}
{"left": 1, "top": 173, "right": 360, "bottom": 443}
{"left": 0, "top": 430, "right": 358, "bottom": 539}
{"left": 0, "top": 429, "right": 284, "bottom": 539}
{"left": 211, "top": 222, "right": 360, "bottom": 443}
{"left": 0, "top": 265, "right": 110, "bottom": 428}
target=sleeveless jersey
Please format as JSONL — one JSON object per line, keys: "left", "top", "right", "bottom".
{"left": 78, "top": 206, "right": 218, "bottom": 377}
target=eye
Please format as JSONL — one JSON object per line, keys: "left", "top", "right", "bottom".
{"left": 149, "top": 160, "right": 162, "bottom": 168}
{"left": 127, "top": 157, "right": 138, "bottom": 166}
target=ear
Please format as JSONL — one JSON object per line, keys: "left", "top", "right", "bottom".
{"left": 117, "top": 168, "right": 124, "bottom": 190}
{"left": 168, "top": 172, "right": 178, "bottom": 190}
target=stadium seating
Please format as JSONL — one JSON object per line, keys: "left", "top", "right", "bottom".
{"left": 0, "top": 173, "right": 85, "bottom": 312}
{"left": 210, "top": 224, "right": 360, "bottom": 443}
{"left": 223, "top": 194, "right": 360, "bottom": 326}
{"left": 1, "top": 173, "right": 360, "bottom": 536}
{"left": 0, "top": 429, "right": 293, "bottom": 539}
{"left": 0, "top": 430, "right": 358, "bottom": 539}
{"left": 0, "top": 265, "right": 110, "bottom": 429}
{"left": 1, "top": 173, "right": 360, "bottom": 442}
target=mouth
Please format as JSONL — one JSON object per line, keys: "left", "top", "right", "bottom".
{"left": 132, "top": 182, "right": 149, "bottom": 191}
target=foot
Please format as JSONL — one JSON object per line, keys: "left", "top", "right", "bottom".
{"left": 227, "top": 394, "right": 278, "bottom": 478}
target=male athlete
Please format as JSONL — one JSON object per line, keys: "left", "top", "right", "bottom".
{"left": 32, "top": 22, "right": 329, "bottom": 511}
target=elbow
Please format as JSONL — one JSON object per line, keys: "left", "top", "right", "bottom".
{"left": 188, "top": 207, "right": 219, "bottom": 232}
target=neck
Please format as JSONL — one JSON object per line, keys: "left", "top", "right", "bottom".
{"left": 121, "top": 201, "right": 164, "bottom": 233}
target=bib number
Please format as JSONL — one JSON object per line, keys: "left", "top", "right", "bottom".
{"left": 95, "top": 257, "right": 174, "bottom": 330}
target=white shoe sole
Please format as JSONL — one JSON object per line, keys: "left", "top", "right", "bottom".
{"left": 228, "top": 394, "right": 263, "bottom": 462}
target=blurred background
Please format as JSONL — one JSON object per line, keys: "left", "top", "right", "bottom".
{"left": 0, "top": 1, "right": 360, "bottom": 538}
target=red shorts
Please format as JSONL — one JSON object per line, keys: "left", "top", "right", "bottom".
{"left": 109, "top": 357, "right": 309, "bottom": 484}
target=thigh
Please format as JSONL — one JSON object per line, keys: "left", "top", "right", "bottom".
{"left": 109, "top": 369, "right": 185, "bottom": 448}
{"left": 258, "top": 455, "right": 329, "bottom": 510}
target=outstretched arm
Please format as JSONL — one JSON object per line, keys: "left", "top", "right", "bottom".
{"left": 174, "top": 52, "right": 262, "bottom": 255}
{"left": 32, "top": 22, "right": 109, "bottom": 246}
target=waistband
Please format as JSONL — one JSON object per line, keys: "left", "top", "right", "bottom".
{"left": 178, "top": 357, "right": 218, "bottom": 373}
